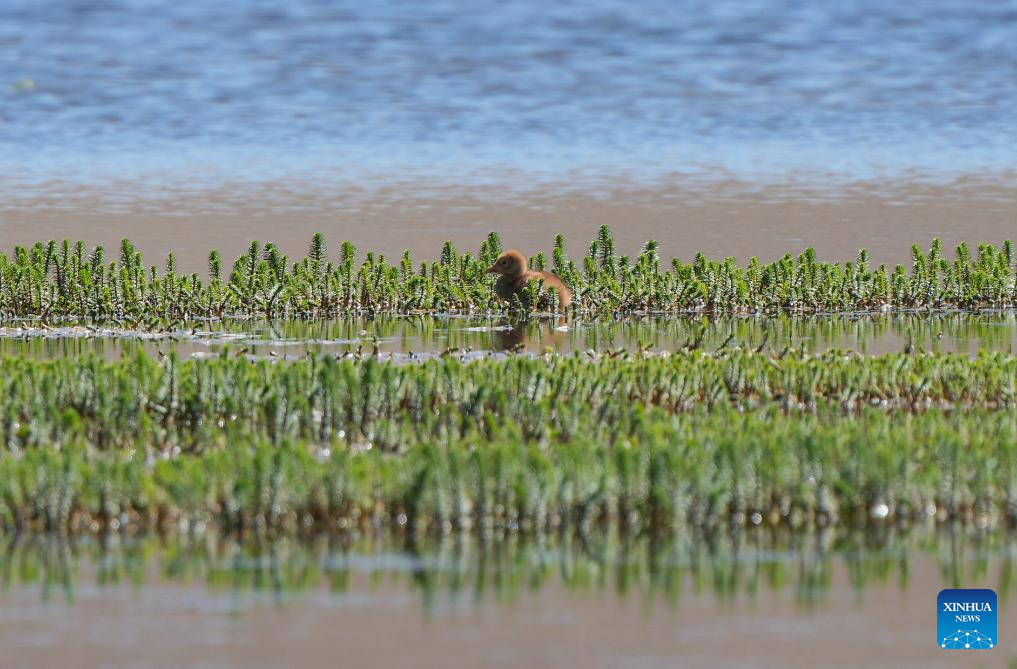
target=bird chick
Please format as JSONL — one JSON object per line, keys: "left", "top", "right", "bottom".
{"left": 487, "top": 250, "right": 572, "bottom": 309}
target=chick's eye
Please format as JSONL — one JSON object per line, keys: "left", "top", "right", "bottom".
{"left": 500, "top": 260, "right": 507, "bottom": 266}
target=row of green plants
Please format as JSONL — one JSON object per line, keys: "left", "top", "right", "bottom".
{"left": 5, "top": 527, "right": 1012, "bottom": 606}
{"left": 4, "top": 349, "right": 1017, "bottom": 454}
{"left": 1, "top": 350, "right": 1016, "bottom": 535}
{"left": 1, "top": 408, "right": 1014, "bottom": 535}
{"left": 2, "top": 228, "right": 1016, "bottom": 319}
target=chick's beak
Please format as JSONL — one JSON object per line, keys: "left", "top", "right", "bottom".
{"left": 486, "top": 265, "right": 498, "bottom": 274}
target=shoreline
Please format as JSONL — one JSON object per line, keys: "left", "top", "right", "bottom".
{"left": 3, "top": 173, "right": 1016, "bottom": 273}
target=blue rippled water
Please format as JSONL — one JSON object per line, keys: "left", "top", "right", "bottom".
{"left": 2, "top": 0, "right": 1016, "bottom": 186}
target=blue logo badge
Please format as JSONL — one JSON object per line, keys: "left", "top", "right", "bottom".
{"left": 938, "top": 589, "right": 997, "bottom": 649}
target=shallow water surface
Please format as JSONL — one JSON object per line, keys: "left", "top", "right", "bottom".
{"left": 2, "top": 312, "right": 1017, "bottom": 361}
{"left": 1, "top": 529, "right": 1014, "bottom": 669}
{"left": 3, "top": 0, "right": 1017, "bottom": 186}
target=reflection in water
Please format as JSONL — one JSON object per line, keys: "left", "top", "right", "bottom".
{"left": 491, "top": 317, "right": 568, "bottom": 351}
{"left": 3, "top": 527, "right": 1013, "bottom": 611}
{"left": 2, "top": 311, "right": 1017, "bottom": 360}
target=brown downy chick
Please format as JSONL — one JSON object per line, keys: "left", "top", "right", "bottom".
{"left": 486, "top": 250, "right": 572, "bottom": 309}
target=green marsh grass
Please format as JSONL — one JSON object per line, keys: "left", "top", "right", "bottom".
{"left": 1, "top": 350, "right": 1016, "bottom": 535}
{"left": 2, "top": 229, "right": 1016, "bottom": 320}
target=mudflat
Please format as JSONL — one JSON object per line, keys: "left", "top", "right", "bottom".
{"left": 3, "top": 174, "right": 1015, "bottom": 272}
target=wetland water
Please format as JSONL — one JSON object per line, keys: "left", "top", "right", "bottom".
{"left": 4, "top": 0, "right": 1017, "bottom": 184}
{"left": 1, "top": 530, "right": 1015, "bottom": 669}
{"left": 3, "top": 312, "right": 1017, "bottom": 360}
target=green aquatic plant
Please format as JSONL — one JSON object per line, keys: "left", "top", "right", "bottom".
{"left": 0, "top": 350, "right": 1016, "bottom": 535}
{"left": 2, "top": 228, "right": 1016, "bottom": 321}
{"left": 0, "top": 407, "right": 1014, "bottom": 536}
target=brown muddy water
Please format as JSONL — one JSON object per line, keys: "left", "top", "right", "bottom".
{"left": 1, "top": 529, "right": 1015, "bottom": 669}
{"left": 3, "top": 311, "right": 1017, "bottom": 361}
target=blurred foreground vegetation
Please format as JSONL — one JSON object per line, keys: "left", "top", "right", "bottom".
{"left": 1, "top": 349, "right": 1015, "bottom": 536}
